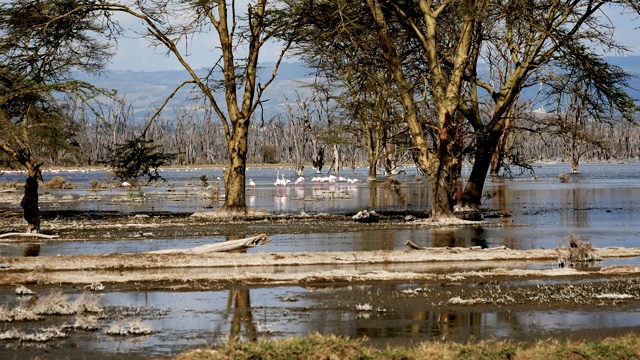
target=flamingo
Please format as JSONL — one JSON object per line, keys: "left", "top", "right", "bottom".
{"left": 275, "top": 171, "right": 287, "bottom": 196}
{"left": 248, "top": 179, "right": 256, "bottom": 187}
{"left": 274, "top": 171, "right": 284, "bottom": 187}
{"left": 282, "top": 174, "right": 291, "bottom": 185}
{"left": 295, "top": 176, "right": 305, "bottom": 186}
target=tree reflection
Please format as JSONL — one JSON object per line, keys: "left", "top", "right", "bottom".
{"left": 432, "top": 227, "right": 487, "bottom": 248}
{"left": 368, "top": 181, "right": 378, "bottom": 208}
{"left": 227, "top": 288, "right": 256, "bottom": 341}
{"left": 226, "top": 235, "right": 256, "bottom": 341}
{"left": 23, "top": 243, "right": 40, "bottom": 257}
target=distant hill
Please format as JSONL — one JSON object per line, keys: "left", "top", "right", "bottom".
{"left": 77, "top": 62, "right": 316, "bottom": 121}
{"left": 78, "top": 56, "right": 640, "bottom": 122}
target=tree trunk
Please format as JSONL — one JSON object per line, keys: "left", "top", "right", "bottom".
{"left": 221, "top": 124, "right": 248, "bottom": 212}
{"left": 571, "top": 138, "right": 580, "bottom": 173}
{"left": 21, "top": 166, "right": 41, "bottom": 233}
{"left": 458, "top": 140, "right": 494, "bottom": 212}
{"left": 426, "top": 156, "right": 458, "bottom": 220}
{"left": 367, "top": 162, "right": 377, "bottom": 182}
{"left": 490, "top": 130, "right": 508, "bottom": 176}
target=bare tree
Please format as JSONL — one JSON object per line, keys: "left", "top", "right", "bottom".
{"left": 283, "top": 93, "right": 315, "bottom": 176}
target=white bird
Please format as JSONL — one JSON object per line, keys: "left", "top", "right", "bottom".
{"left": 282, "top": 173, "right": 291, "bottom": 185}
{"left": 275, "top": 171, "right": 284, "bottom": 187}
{"left": 248, "top": 179, "right": 256, "bottom": 187}
{"left": 121, "top": 181, "right": 131, "bottom": 187}
{"left": 295, "top": 176, "right": 305, "bottom": 185}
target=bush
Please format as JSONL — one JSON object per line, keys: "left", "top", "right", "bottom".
{"left": 263, "top": 145, "right": 277, "bottom": 164}
{"left": 104, "top": 138, "right": 177, "bottom": 183}
{"left": 42, "top": 176, "right": 74, "bottom": 189}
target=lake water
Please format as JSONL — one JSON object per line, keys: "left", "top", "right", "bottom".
{"left": 1, "top": 162, "right": 640, "bottom": 358}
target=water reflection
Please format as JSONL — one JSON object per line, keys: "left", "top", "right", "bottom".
{"left": 431, "top": 227, "right": 487, "bottom": 248}
{"left": 228, "top": 288, "right": 256, "bottom": 341}
{"left": 23, "top": 243, "right": 41, "bottom": 257}
{"left": 226, "top": 235, "right": 256, "bottom": 341}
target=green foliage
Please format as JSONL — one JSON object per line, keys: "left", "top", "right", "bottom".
{"left": 104, "top": 138, "right": 177, "bottom": 183}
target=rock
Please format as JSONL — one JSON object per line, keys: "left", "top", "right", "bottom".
{"left": 352, "top": 210, "right": 380, "bottom": 223}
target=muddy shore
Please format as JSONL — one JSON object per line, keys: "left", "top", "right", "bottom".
{"left": 2, "top": 211, "right": 640, "bottom": 289}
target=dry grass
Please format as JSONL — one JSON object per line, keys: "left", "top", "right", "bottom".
{"left": 106, "top": 320, "right": 155, "bottom": 336}
{"left": 0, "top": 326, "right": 67, "bottom": 342}
{"left": 173, "top": 333, "right": 640, "bottom": 360}
{"left": 42, "top": 176, "right": 74, "bottom": 189}
{"left": 15, "top": 285, "right": 34, "bottom": 295}
{"left": 69, "top": 315, "right": 100, "bottom": 331}
{"left": 0, "top": 291, "right": 102, "bottom": 323}
{"left": 31, "top": 291, "right": 92, "bottom": 315}
{"left": 0, "top": 302, "right": 43, "bottom": 322}
{"left": 557, "top": 234, "right": 602, "bottom": 267}
{"left": 0, "top": 181, "right": 19, "bottom": 188}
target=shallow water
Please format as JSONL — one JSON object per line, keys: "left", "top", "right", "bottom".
{"left": 1, "top": 163, "right": 640, "bottom": 357}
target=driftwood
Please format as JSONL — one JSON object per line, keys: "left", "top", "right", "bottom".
{"left": 0, "top": 232, "right": 59, "bottom": 240}
{"left": 146, "top": 234, "right": 271, "bottom": 254}
{"left": 405, "top": 240, "right": 426, "bottom": 250}
{"left": 352, "top": 210, "right": 380, "bottom": 223}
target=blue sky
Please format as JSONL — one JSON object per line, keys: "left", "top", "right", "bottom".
{"left": 107, "top": 4, "right": 640, "bottom": 72}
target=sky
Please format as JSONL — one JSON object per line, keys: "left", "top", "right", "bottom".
{"left": 107, "top": 2, "right": 290, "bottom": 72}
{"left": 106, "top": 3, "right": 640, "bottom": 72}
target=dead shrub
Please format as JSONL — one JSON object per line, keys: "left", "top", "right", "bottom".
{"left": 43, "top": 176, "right": 74, "bottom": 189}
{"left": 0, "top": 181, "right": 19, "bottom": 188}
{"left": 557, "top": 234, "right": 602, "bottom": 267}
{"left": 31, "top": 291, "right": 102, "bottom": 316}
{"left": 70, "top": 315, "right": 100, "bottom": 331}
{"left": 381, "top": 177, "right": 401, "bottom": 187}
{"left": 106, "top": 320, "right": 155, "bottom": 336}
{"left": 89, "top": 179, "right": 106, "bottom": 190}
{"left": 0, "top": 327, "right": 67, "bottom": 342}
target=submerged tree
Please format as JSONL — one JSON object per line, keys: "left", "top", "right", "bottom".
{"left": 0, "top": 0, "right": 113, "bottom": 232}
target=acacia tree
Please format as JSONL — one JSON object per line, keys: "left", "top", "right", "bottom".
{"left": 286, "top": 0, "right": 411, "bottom": 181}
{"left": 0, "top": 0, "right": 113, "bottom": 232}
{"left": 73, "top": 0, "right": 302, "bottom": 213}
{"left": 457, "top": 1, "right": 639, "bottom": 212}
{"left": 363, "top": 0, "right": 479, "bottom": 220}
{"left": 544, "top": 55, "right": 634, "bottom": 173}
{"left": 360, "top": 0, "right": 638, "bottom": 218}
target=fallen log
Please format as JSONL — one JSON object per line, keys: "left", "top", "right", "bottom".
{"left": 0, "top": 232, "right": 59, "bottom": 240}
{"left": 146, "top": 234, "right": 271, "bottom": 254}
{"left": 405, "top": 240, "right": 426, "bottom": 250}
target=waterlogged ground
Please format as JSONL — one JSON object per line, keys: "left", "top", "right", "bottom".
{"left": 1, "top": 163, "right": 640, "bottom": 359}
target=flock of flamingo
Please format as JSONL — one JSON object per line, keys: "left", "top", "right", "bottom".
{"left": 246, "top": 171, "right": 360, "bottom": 190}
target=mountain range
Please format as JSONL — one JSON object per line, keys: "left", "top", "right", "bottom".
{"left": 78, "top": 56, "right": 640, "bottom": 122}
